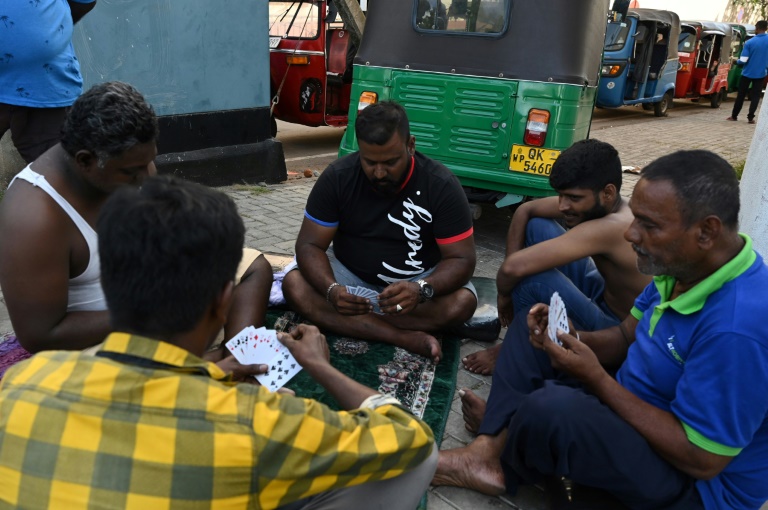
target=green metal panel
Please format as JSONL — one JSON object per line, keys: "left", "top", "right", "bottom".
{"left": 391, "top": 73, "right": 518, "bottom": 168}
{"left": 340, "top": 66, "right": 597, "bottom": 197}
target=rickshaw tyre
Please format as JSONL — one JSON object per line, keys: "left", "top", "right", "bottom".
{"left": 654, "top": 92, "right": 672, "bottom": 117}
{"left": 710, "top": 89, "right": 725, "bottom": 109}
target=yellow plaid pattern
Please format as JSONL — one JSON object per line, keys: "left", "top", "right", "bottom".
{"left": 0, "top": 333, "right": 434, "bottom": 509}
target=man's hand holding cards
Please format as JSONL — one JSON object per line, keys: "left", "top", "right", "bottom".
{"left": 346, "top": 285, "right": 383, "bottom": 314}
{"left": 225, "top": 326, "right": 303, "bottom": 392}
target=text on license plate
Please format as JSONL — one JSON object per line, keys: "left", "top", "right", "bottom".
{"left": 509, "top": 145, "right": 561, "bottom": 176}
{"left": 269, "top": 37, "right": 281, "bottom": 49}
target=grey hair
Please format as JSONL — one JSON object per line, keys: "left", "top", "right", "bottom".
{"left": 61, "top": 81, "right": 158, "bottom": 163}
{"left": 640, "top": 150, "right": 740, "bottom": 229}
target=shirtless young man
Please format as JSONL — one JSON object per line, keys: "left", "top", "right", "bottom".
{"left": 462, "top": 139, "right": 649, "bottom": 387}
{"left": 0, "top": 82, "right": 272, "bottom": 378}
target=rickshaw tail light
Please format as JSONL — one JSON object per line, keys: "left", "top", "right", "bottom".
{"left": 358, "top": 92, "right": 378, "bottom": 113}
{"left": 524, "top": 110, "right": 550, "bottom": 147}
{"left": 286, "top": 55, "right": 310, "bottom": 65}
{"left": 679, "top": 62, "right": 691, "bottom": 73}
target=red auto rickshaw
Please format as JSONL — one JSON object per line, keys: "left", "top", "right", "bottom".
{"left": 674, "top": 21, "right": 732, "bottom": 108}
{"left": 268, "top": 0, "right": 354, "bottom": 135}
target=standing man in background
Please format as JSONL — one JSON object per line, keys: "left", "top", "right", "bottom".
{"left": 727, "top": 20, "right": 768, "bottom": 125}
{"left": 0, "top": 0, "right": 96, "bottom": 163}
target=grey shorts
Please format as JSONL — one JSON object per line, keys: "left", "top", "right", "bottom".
{"left": 295, "top": 248, "right": 477, "bottom": 300}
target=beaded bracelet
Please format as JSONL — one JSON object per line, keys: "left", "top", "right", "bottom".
{"left": 326, "top": 282, "right": 341, "bottom": 302}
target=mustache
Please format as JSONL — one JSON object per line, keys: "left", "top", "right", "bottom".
{"left": 632, "top": 244, "right": 648, "bottom": 256}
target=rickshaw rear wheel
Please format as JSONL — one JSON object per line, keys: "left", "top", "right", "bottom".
{"left": 710, "top": 89, "right": 725, "bottom": 109}
{"left": 654, "top": 92, "right": 672, "bottom": 117}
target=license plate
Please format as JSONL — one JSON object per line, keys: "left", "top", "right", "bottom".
{"left": 509, "top": 145, "right": 560, "bottom": 176}
{"left": 269, "top": 37, "right": 281, "bottom": 49}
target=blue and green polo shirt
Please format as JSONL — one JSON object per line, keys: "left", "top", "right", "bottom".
{"left": 617, "top": 235, "right": 768, "bottom": 510}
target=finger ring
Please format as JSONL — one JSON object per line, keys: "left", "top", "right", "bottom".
{"left": 396, "top": 304, "right": 403, "bottom": 312}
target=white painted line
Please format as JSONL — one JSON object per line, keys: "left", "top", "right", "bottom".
{"left": 284, "top": 152, "right": 339, "bottom": 162}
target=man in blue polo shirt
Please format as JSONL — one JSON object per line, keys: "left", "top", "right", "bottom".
{"left": 728, "top": 20, "right": 768, "bottom": 124}
{"left": 433, "top": 150, "right": 768, "bottom": 510}
{"left": 0, "top": 0, "right": 96, "bottom": 163}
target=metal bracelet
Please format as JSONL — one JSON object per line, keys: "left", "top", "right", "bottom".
{"left": 326, "top": 282, "right": 341, "bottom": 303}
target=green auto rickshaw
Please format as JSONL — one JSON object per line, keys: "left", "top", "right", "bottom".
{"left": 338, "top": 0, "right": 610, "bottom": 207}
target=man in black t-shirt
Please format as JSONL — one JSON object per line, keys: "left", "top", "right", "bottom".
{"left": 282, "top": 102, "right": 477, "bottom": 362}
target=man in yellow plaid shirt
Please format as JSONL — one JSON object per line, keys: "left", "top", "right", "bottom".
{"left": 0, "top": 176, "right": 437, "bottom": 509}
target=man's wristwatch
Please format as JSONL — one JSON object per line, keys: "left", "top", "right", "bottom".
{"left": 416, "top": 279, "right": 434, "bottom": 303}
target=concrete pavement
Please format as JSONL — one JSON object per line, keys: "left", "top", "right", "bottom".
{"left": 1, "top": 99, "right": 766, "bottom": 509}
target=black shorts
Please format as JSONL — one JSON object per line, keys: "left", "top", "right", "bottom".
{"left": 0, "top": 103, "right": 69, "bottom": 163}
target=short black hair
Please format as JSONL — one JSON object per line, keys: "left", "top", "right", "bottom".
{"left": 640, "top": 150, "right": 740, "bottom": 229}
{"left": 548, "top": 139, "right": 622, "bottom": 192}
{"left": 757, "top": 20, "right": 768, "bottom": 31}
{"left": 98, "top": 176, "right": 245, "bottom": 337}
{"left": 61, "top": 81, "right": 158, "bottom": 164}
{"left": 355, "top": 101, "right": 410, "bottom": 145}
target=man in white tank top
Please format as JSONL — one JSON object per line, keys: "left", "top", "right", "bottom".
{"left": 0, "top": 82, "right": 273, "bottom": 380}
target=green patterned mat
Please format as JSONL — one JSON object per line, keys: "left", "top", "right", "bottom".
{"left": 265, "top": 310, "right": 459, "bottom": 446}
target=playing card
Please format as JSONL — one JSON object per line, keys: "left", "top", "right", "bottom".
{"left": 547, "top": 292, "right": 569, "bottom": 346}
{"left": 256, "top": 348, "right": 303, "bottom": 392}
{"left": 225, "top": 326, "right": 258, "bottom": 364}
{"left": 252, "top": 328, "right": 286, "bottom": 363}
{"left": 346, "top": 285, "right": 383, "bottom": 314}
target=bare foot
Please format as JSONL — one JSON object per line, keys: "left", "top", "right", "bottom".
{"left": 402, "top": 331, "right": 443, "bottom": 363}
{"left": 432, "top": 440, "right": 505, "bottom": 495}
{"left": 462, "top": 344, "right": 501, "bottom": 375}
{"left": 459, "top": 389, "right": 487, "bottom": 433}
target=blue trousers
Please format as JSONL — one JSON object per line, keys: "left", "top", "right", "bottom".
{"left": 511, "top": 218, "right": 620, "bottom": 332}
{"left": 479, "top": 320, "right": 701, "bottom": 509}
{"left": 480, "top": 219, "right": 701, "bottom": 508}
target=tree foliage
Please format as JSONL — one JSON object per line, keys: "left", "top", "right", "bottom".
{"left": 731, "top": 0, "right": 768, "bottom": 20}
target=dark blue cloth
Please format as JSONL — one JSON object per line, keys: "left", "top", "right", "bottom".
{"left": 481, "top": 216, "right": 622, "bottom": 435}
{"left": 480, "top": 319, "right": 701, "bottom": 509}
{"left": 730, "top": 76, "right": 764, "bottom": 121}
{"left": 478, "top": 218, "right": 701, "bottom": 508}
{"left": 509, "top": 218, "right": 621, "bottom": 332}
{"left": 619, "top": 241, "right": 768, "bottom": 510}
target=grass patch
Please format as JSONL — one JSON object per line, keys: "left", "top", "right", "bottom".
{"left": 231, "top": 184, "right": 271, "bottom": 196}
{"left": 733, "top": 160, "right": 745, "bottom": 180}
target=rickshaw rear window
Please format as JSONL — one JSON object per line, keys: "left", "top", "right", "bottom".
{"left": 604, "top": 22, "right": 629, "bottom": 51}
{"left": 678, "top": 32, "right": 696, "bottom": 52}
{"left": 269, "top": 1, "right": 320, "bottom": 39}
{"left": 414, "top": 0, "right": 508, "bottom": 35}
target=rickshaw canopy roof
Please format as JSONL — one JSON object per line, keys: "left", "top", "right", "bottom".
{"left": 683, "top": 20, "right": 734, "bottom": 35}
{"left": 355, "top": 0, "right": 610, "bottom": 86}
{"left": 626, "top": 9, "right": 681, "bottom": 61}
{"left": 627, "top": 8, "right": 680, "bottom": 28}
{"left": 682, "top": 20, "right": 733, "bottom": 64}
